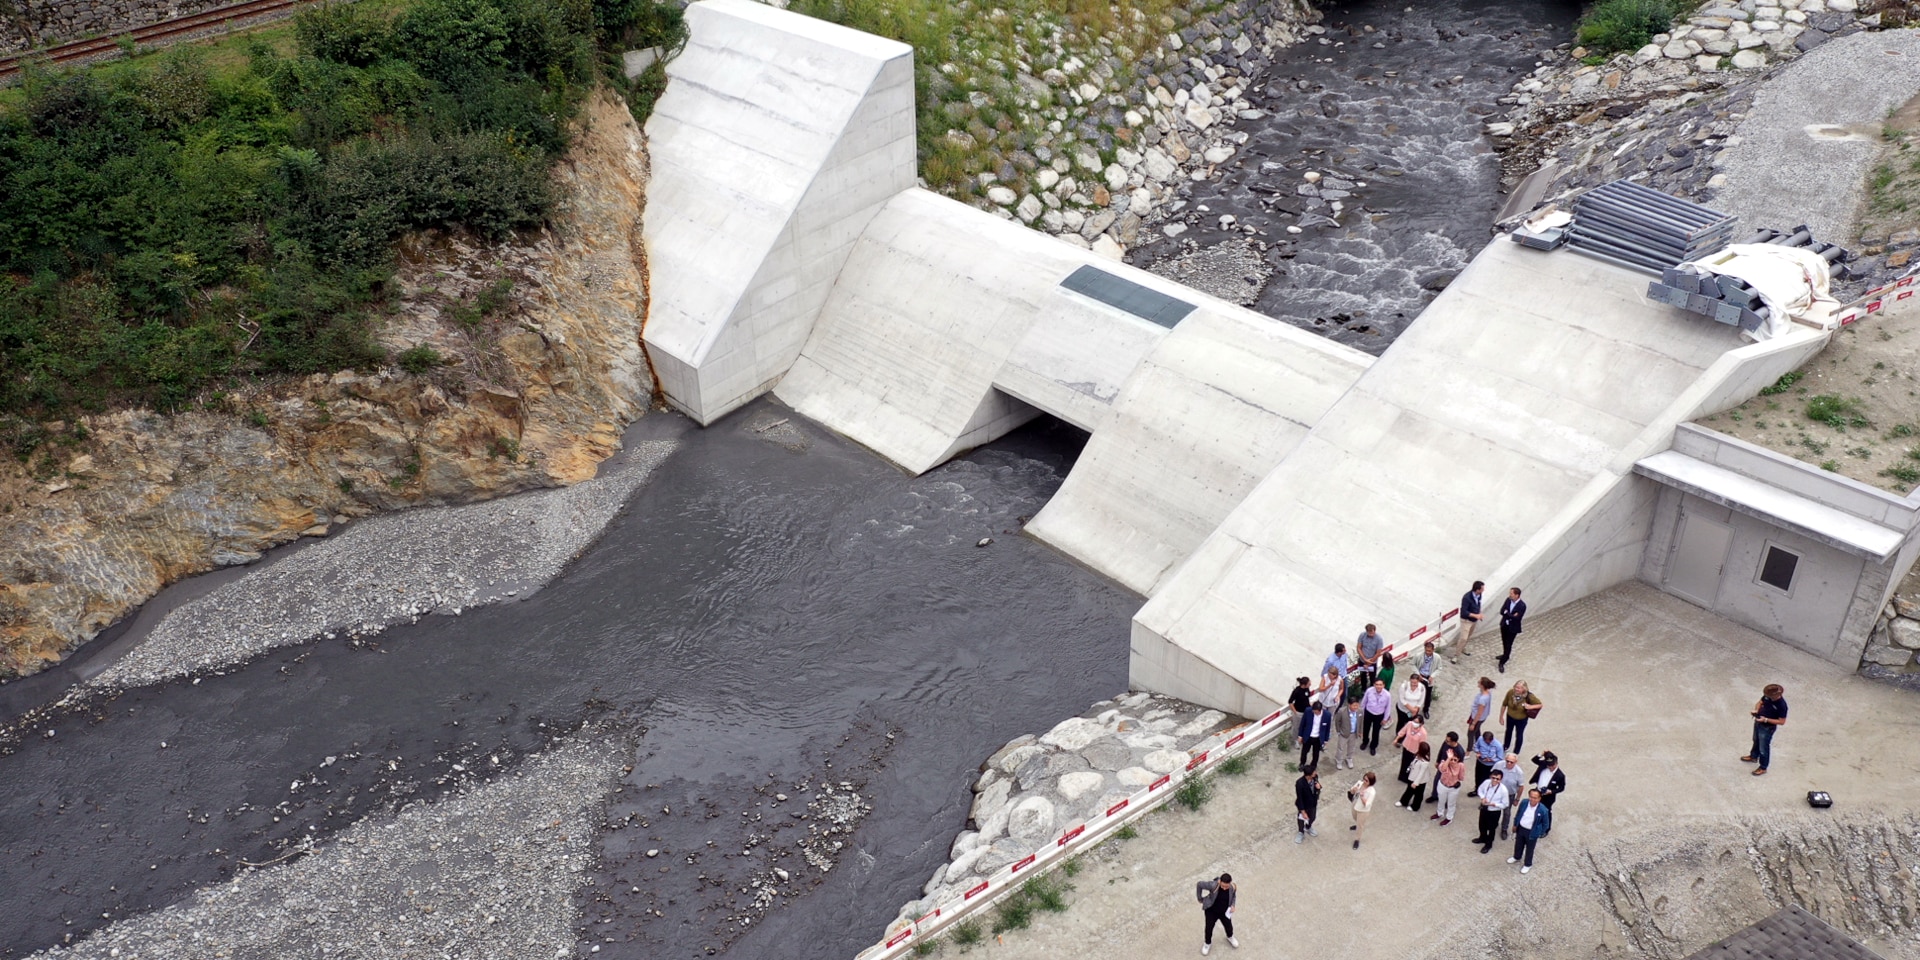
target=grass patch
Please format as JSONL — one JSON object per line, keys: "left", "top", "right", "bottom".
{"left": 990, "top": 873, "right": 1074, "bottom": 933}
{"left": 1883, "top": 464, "right": 1920, "bottom": 485}
{"left": 1759, "top": 370, "right": 1804, "bottom": 396}
{"left": 396, "top": 344, "right": 443, "bottom": 374}
{"left": 950, "top": 921, "right": 983, "bottom": 946}
{"left": 1806, "top": 394, "right": 1870, "bottom": 429}
{"left": 1218, "top": 755, "right": 1252, "bottom": 776}
{"left": 1113, "top": 823, "right": 1138, "bottom": 840}
{"left": 1173, "top": 773, "right": 1214, "bottom": 811}
{"left": 1575, "top": 0, "right": 1684, "bottom": 56}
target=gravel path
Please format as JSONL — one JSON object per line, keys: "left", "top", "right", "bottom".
{"left": 30, "top": 723, "right": 631, "bottom": 960}
{"left": 1714, "top": 29, "right": 1920, "bottom": 240}
{"left": 88, "top": 438, "right": 680, "bottom": 689}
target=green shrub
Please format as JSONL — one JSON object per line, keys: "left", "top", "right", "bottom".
{"left": 950, "top": 922, "right": 983, "bottom": 946}
{"left": 1576, "top": 0, "right": 1681, "bottom": 56}
{"left": 1218, "top": 755, "right": 1251, "bottom": 776}
{"left": 1113, "top": 824, "right": 1138, "bottom": 840}
{"left": 295, "top": 2, "right": 393, "bottom": 67}
{"left": 1174, "top": 774, "right": 1213, "bottom": 811}
{"left": 1883, "top": 464, "right": 1920, "bottom": 486}
{"left": 396, "top": 344, "right": 444, "bottom": 373}
{"left": 1759, "top": 370, "right": 1803, "bottom": 395}
{"left": 1806, "top": 394, "right": 1869, "bottom": 429}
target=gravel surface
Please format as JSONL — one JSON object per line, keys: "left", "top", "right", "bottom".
{"left": 31, "top": 723, "right": 631, "bottom": 960}
{"left": 88, "top": 439, "right": 680, "bottom": 689}
{"left": 1714, "top": 29, "right": 1920, "bottom": 242}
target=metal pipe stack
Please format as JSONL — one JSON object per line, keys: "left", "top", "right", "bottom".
{"left": 1644, "top": 225, "right": 1856, "bottom": 336}
{"left": 1565, "top": 180, "right": 1739, "bottom": 275}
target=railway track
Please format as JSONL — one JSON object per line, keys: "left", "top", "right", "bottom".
{"left": 0, "top": 0, "right": 309, "bottom": 82}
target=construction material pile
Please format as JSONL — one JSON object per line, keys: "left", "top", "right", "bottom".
{"left": 1647, "top": 226, "right": 1854, "bottom": 338}
{"left": 1565, "top": 180, "right": 1740, "bottom": 274}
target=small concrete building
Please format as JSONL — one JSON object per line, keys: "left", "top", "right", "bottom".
{"left": 1636, "top": 423, "right": 1920, "bottom": 667}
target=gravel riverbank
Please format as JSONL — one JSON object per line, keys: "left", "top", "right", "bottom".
{"left": 85, "top": 435, "right": 681, "bottom": 690}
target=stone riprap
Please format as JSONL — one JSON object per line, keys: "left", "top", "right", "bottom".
{"left": 1865, "top": 588, "right": 1920, "bottom": 672}
{"left": 957, "top": 0, "right": 1320, "bottom": 259}
{"left": 883, "top": 692, "right": 1234, "bottom": 937}
{"left": 0, "top": 0, "right": 238, "bottom": 55}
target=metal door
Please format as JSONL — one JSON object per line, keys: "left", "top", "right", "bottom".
{"left": 1666, "top": 511, "right": 1733, "bottom": 607}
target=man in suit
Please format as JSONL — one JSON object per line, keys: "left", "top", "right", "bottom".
{"left": 1453, "top": 580, "right": 1486, "bottom": 663}
{"left": 1496, "top": 587, "right": 1527, "bottom": 673}
{"left": 1528, "top": 751, "right": 1567, "bottom": 808}
{"left": 1297, "top": 701, "right": 1331, "bottom": 771}
{"left": 1506, "top": 787, "right": 1553, "bottom": 874}
{"left": 1294, "top": 765, "right": 1321, "bottom": 844}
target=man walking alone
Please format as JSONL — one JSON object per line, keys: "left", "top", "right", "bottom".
{"left": 1454, "top": 580, "right": 1485, "bottom": 662}
{"left": 1743, "top": 683, "right": 1789, "bottom": 776}
{"left": 1496, "top": 587, "right": 1526, "bottom": 673}
{"left": 1294, "top": 765, "right": 1321, "bottom": 844}
{"left": 1195, "top": 873, "right": 1237, "bottom": 954}
{"left": 1507, "top": 787, "right": 1552, "bottom": 874}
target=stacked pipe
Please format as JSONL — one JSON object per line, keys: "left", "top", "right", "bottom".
{"left": 1564, "top": 180, "right": 1739, "bottom": 275}
{"left": 1644, "top": 225, "right": 1855, "bottom": 335}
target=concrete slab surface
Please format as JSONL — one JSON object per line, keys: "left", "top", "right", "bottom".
{"left": 975, "top": 582, "right": 1920, "bottom": 960}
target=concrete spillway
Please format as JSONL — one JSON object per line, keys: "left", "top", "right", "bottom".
{"left": 641, "top": 0, "right": 1836, "bottom": 718}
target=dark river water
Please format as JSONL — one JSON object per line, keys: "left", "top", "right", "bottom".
{"left": 1, "top": 1, "right": 1593, "bottom": 957}
{"left": 0, "top": 406, "right": 1135, "bottom": 959}
{"left": 1136, "top": 0, "right": 1583, "bottom": 351}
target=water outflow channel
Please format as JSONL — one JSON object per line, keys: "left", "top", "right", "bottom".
{"left": 0, "top": 3, "right": 1596, "bottom": 958}
{"left": 0, "top": 408, "right": 1135, "bottom": 959}
{"left": 1136, "top": 0, "right": 1582, "bottom": 351}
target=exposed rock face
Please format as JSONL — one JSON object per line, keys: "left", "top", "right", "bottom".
{"left": 0, "top": 89, "right": 655, "bottom": 678}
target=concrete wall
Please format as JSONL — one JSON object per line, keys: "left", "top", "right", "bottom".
{"left": 642, "top": 0, "right": 915, "bottom": 425}
{"left": 1025, "top": 307, "right": 1371, "bottom": 596}
{"left": 1130, "top": 241, "right": 1762, "bottom": 716}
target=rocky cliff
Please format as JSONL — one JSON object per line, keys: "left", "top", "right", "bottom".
{"left": 0, "top": 88, "right": 655, "bottom": 679}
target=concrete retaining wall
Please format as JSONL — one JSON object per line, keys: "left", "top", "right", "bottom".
{"left": 642, "top": 0, "right": 915, "bottom": 426}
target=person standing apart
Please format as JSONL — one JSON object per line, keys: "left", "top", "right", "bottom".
{"left": 1396, "top": 744, "right": 1431, "bottom": 812}
{"left": 1494, "top": 753, "right": 1525, "bottom": 840}
{"left": 1506, "top": 788, "right": 1552, "bottom": 874}
{"left": 1472, "top": 769, "right": 1509, "bottom": 854}
{"left": 1294, "top": 765, "right": 1321, "bottom": 845}
{"left": 1454, "top": 580, "right": 1486, "bottom": 662}
{"left": 1432, "top": 749, "right": 1465, "bottom": 826}
{"left": 1496, "top": 587, "right": 1526, "bottom": 673}
{"left": 1392, "top": 714, "right": 1428, "bottom": 783}
{"left": 1298, "top": 701, "right": 1331, "bottom": 771}
{"left": 1360, "top": 680, "right": 1392, "bottom": 756}
{"left": 1428, "top": 731, "right": 1465, "bottom": 804}
{"left": 1743, "top": 683, "right": 1789, "bottom": 776}
{"left": 1195, "top": 873, "right": 1237, "bottom": 954}
{"left": 1466, "top": 676, "right": 1496, "bottom": 744}
{"left": 1528, "top": 751, "right": 1566, "bottom": 807}
{"left": 1333, "top": 698, "right": 1363, "bottom": 770}
{"left": 1348, "top": 771, "right": 1378, "bottom": 850}
{"left": 1501, "top": 681, "right": 1542, "bottom": 754}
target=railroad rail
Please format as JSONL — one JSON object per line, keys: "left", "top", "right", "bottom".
{"left": 0, "top": 0, "right": 311, "bottom": 83}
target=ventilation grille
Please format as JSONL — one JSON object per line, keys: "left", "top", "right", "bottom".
{"left": 1059, "top": 265, "right": 1197, "bottom": 328}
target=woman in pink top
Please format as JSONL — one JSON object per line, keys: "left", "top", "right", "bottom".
{"left": 1392, "top": 715, "right": 1428, "bottom": 784}
{"left": 1431, "top": 752, "right": 1466, "bottom": 826}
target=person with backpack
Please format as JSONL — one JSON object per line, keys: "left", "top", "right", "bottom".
{"left": 1195, "top": 873, "right": 1237, "bottom": 954}
{"left": 1294, "top": 764, "right": 1321, "bottom": 845}
{"left": 1507, "top": 788, "right": 1553, "bottom": 873}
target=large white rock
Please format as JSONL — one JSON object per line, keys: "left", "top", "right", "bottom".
{"left": 1057, "top": 771, "right": 1107, "bottom": 800}
{"left": 1174, "top": 709, "right": 1227, "bottom": 737}
{"left": 996, "top": 744, "right": 1045, "bottom": 774}
{"left": 1104, "top": 163, "right": 1130, "bottom": 192}
{"left": 950, "top": 830, "right": 982, "bottom": 859}
{"left": 1732, "top": 48, "right": 1767, "bottom": 68}
{"left": 1129, "top": 187, "right": 1156, "bottom": 215}
{"left": 1041, "top": 716, "right": 1107, "bottom": 751}
{"left": 1664, "top": 39, "right": 1694, "bottom": 58}
{"left": 987, "top": 185, "right": 1017, "bottom": 206}
{"left": 1890, "top": 618, "right": 1920, "bottom": 650}
{"left": 970, "top": 777, "right": 1013, "bottom": 822}
{"left": 1116, "top": 147, "right": 1143, "bottom": 168}
{"left": 1007, "top": 795, "right": 1058, "bottom": 838}
{"left": 1143, "top": 749, "right": 1189, "bottom": 774}
{"left": 1075, "top": 147, "right": 1103, "bottom": 172}
{"left": 1634, "top": 43, "right": 1664, "bottom": 61}
{"left": 1116, "top": 766, "right": 1158, "bottom": 787}
{"left": 947, "top": 842, "right": 991, "bottom": 878}
{"left": 1144, "top": 148, "right": 1177, "bottom": 181}
{"left": 1184, "top": 100, "right": 1216, "bottom": 129}
{"left": 1015, "top": 193, "right": 1043, "bottom": 223}
{"left": 1203, "top": 145, "right": 1235, "bottom": 164}
{"left": 1091, "top": 234, "right": 1125, "bottom": 261}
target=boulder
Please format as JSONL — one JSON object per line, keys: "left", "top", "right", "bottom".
{"left": 1057, "top": 771, "right": 1106, "bottom": 800}
{"left": 1891, "top": 595, "right": 1920, "bottom": 619}
{"left": 1091, "top": 235, "right": 1125, "bottom": 261}
{"left": 1042, "top": 716, "right": 1107, "bottom": 751}
{"left": 986, "top": 185, "right": 1018, "bottom": 206}
{"left": 1007, "top": 795, "right": 1057, "bottom": 839}
{"left": 950, "top": 830, "right": 982, "bottom": 859}
{"left": 1082, "top": 739, "right": 1132, "bottom": 769}
{"left": 1143, "top": 749, "right": 1189, "bottom": 774}
{"left": 1203, "top": 145, "right": 1235, "bottom": 164}
{"left": 1731, "top": 48, "right": 1767, "bottom": 68}
{"left": 1015, "top": 194, "right": 1043, "bottom": 223}
{"left": 970, "top": 777, "right": 1013, "bottom": 824}
{"left": 947, "top": 842, "right": 991, "bottom": 879}
{"left": 1104, "top": 163, "right": 1129, "bottom": 192}
{"left": 1144, "top": 148, "right": 1177, "bottom": 181}
{"left": 1116, "top": 766, "right": 1158, "bottom": 787}
{"left": 1036, "top": 168, "right": 1060, "bottom": 190}
{"left": 1184, "top": 101, "right": 1216, "bottom": 129}
{"left": 1174, "top": 709, "right": 1228, "bottom": 737}
{"left": 1080, "top": 211, "right": 1117, "bottom": 240}
{"left": 922, "top": 863, "right": 948, "bottom": 895}
{"left": 1890, "top": 617, "right": 1920, "bottom": 650}
{"left": 1863, "top": 643, "right": 1914, "bottom": 667}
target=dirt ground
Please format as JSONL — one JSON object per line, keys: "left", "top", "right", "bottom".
{"left": 909, "top": 583, "right": 1920, "bottom": 960}
{"left": 1699, "top": 296, "right": 1920, "bottom": 494}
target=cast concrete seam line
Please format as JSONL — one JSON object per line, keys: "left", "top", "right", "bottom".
{"left": 855, "top": 612, "right": 1458, "bottom": 960}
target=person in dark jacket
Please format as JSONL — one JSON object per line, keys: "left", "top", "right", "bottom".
{"left": 1195, "top": 873, "right": 1237, "bottom": 954}
{"left": 1527, "top": 751, "right": 1567, "bottom": 807}
{"left": 1287, "top": 676, "right": 1313, "bottom": 718}
{"left": 1297, "top": 701, "right": 1331, "bottom": 771}
{"left": 1496, "top": 587, "right": 1526, "bottom": 672}
{"left": 1743, "top": 683, "right": 1789, "bottom": 775}
{"left": 1506, "top": 788, "right": 1553, "bottom": 873}
{"left": 1294, "top": 765, "right": 1321, "bottom": 844}
{"left": 1453, "top": 580, "right": 1486, "bottom": 662}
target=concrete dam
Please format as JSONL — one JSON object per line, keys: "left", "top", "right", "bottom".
{"left": 644, "top": 0, "right": 1877, "bottom": 721}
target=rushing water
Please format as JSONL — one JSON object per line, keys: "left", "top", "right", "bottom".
{"left": 1135, "top": 0, "right": 1583, "bottom": 351}
{"left": 0, "top": 406, "right": 1135, "bottom": 958}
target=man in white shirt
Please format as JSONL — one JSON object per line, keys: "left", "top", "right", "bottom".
{"left": 1472, "top": 770, "right": 1508, "bottom": 854}
{"left": 1495, "top": 753, "right": 1526, "bottom": 840}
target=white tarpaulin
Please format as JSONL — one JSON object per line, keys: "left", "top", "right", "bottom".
{"left": 1678, "top": 243, "right": 1839, "bottom": 340}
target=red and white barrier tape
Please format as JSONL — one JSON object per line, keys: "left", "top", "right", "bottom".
{"left": 1834, "top": 273, "right": 1917, "bottom": 326}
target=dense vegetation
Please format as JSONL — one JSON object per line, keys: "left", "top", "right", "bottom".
{"left": 1576, "top": 0, "right": 1685, "bottom": 56}
{"left": 0, "top": 0, "right": 682, "bottom": 423}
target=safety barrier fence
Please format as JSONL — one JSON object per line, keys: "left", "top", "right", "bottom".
{"left": 853, "top": 607, "right": 1466, "bottom": 960}
{"left": 1833, "top": 271, "right": 1918, "bottom": 326}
